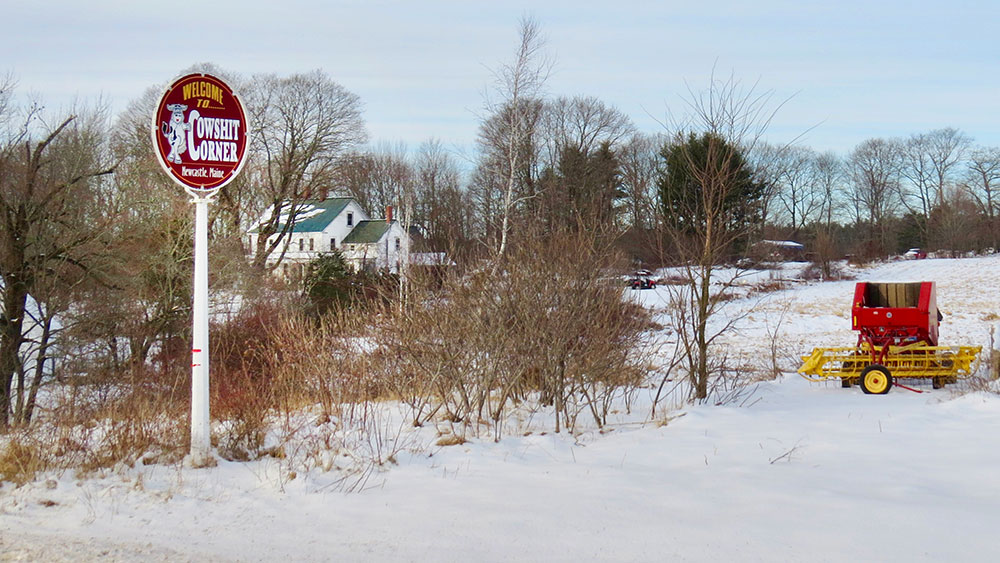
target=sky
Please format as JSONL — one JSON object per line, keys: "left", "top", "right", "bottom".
{"left": 4, "top": 0, "right": 999, "bottom": 168}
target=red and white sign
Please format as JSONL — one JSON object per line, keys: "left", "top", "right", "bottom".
{"left": 152, "top": 73, "right": 248, "bottom": 193}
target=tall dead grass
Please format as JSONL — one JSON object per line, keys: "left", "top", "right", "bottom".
{"left": 0, "top": 366, "right": 189, "bottom": 484}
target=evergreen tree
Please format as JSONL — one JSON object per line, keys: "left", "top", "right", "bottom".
{"left": 538, "top": 141, "right": 622, "bottom": 232}
{"left": 303, "top": 252, "right": 353, "bottom": 317}
{"left": 658, "top": 132, "right": 764, "bottom": 242}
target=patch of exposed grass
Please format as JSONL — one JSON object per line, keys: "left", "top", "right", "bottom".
{"left": 0, "top": 436, "right": 47, "bottom": 485}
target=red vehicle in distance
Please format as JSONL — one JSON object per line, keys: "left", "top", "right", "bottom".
{"left": 628, "top": 270, "right": 656, "bottom": 290}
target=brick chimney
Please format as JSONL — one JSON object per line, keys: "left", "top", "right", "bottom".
{"left": 386, "top": 205, "right": 393, "bottom": 223}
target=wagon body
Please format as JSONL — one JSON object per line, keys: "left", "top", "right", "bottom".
{"left": 852, "top": 281, "right": 939, "bottom": 346}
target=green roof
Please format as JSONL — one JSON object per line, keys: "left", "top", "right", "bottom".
{"left": 250, "top": 198, "right": 352, "bottom": 233}
{"left": 290, "top": 198, "right": 353, "bottom": 233}
{"left": 342, "top": 221, "right": 390, "bottom": 244}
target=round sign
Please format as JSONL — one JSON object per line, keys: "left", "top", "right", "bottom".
{"left": 152, "top": 73, "right": 248, "bottom": 194}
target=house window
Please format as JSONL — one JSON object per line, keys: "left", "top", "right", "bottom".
{"left": 298, "top": 238, "right": 304, "bottom": 251}
{"left": 347, "top": 212, "right": 354, "bottom": 227}
{"left": 309, "top": 238, "right": 314, "bottom": 251}
{"left": 395, "top": 238, "right": 401, "bottom": 251}
{"left": 330, "top": 238, "right": 336, "bottom": 251}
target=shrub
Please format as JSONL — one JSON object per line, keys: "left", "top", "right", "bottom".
{"left": 371, "top": 232, "right": 656, "bottom": 436}
{"left": 303, "top": 252, "right": 354, "bottom": 317}
{"left": 209, "top": 299, "right": 290, "bottom": 459}
{"left": 303, "top": 252, "right": 399, "bottom": 318}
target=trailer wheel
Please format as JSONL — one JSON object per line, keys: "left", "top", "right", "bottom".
{"left": 860, "top": 364, "right": 893, "bottom": 394}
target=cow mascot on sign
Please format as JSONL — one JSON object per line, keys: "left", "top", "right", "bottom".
{"left": 161, "top": 104, "right": 190, "bottom": 164}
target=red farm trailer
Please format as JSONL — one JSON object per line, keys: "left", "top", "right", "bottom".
{"left": 799, "top": 281, "right": 980, "bottom": 394}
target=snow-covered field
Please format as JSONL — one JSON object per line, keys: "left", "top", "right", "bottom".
{"left": 3, "top": 256, "right": 1000, "bottom": 562}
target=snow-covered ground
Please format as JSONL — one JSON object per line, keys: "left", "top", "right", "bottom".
{"left": 3, "top": 256, "right": 1000, "bottom": 561}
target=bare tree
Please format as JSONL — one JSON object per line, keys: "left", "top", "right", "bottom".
{"left": 481, "top": 16, "right": 552, "bottom": 258}
{"left": 773, "top": 145, "right": 823, "bottom": 236}
{"left": 899, "top": 132, "right": 935, "bottom": 227}
{"left": 811, "top": 150, "right": 846, "bottom": 278}
{"left": 658, "top": 73, "right": 777, "bottom": 401}
{"left": 746, "top": 142, "right": 783, "bottom": 232}
{"left": 927, "top": 127, "right": 972, "bottom": 208}
{"left": 848, "top": 137, "right": 903, "bottom": 257}
{"left": 933, "top": 185, "right": 978, "bottom": 253}
{"left": 813, "top": 150, "right": 844, "bottom": 229}
{"left": 0, "top": 73, "right": 13, "bottom": 125}
{"left": 468, "top": 157, "right": 503, "bottom": 249}
{"left": 0, "top": 92, "right": 117, "bottom": 427}
{"left": 897, "top": 129, "right": 970, "bottom": 246}
{"left": 337, "top": 142, "right": 412, "bottom": 216}
{"left": 432, "top": 180, "right": 478, "bottom": 260}
{"left": 618, "top": 132, "right": 662, "bottom": 230}
{"left": 542, "top": 95, "right": 634, "bottom": 163}
{"left": 373, "top": 231, "right": 649, "bottom": 437}
{"left": 925, "top": 128, "right": 972, "bottom": 247}
{"left": 965, "top": 147, "right": 1000, "bottom": 250}
{"left": 415, "top": 139, "right": 462, "bottom": 250}
{"left": 244, "top": 70, "right": 366, "bottom": 272}
{"left": 336, "top": 151, "right": 376, "bottom": 209}
{"left": 473, "top": 98, "right": 544, "bottom": 250}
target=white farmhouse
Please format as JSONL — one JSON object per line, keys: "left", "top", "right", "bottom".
{"left": 248, "top": 197, "right": 409, "bottom": 279}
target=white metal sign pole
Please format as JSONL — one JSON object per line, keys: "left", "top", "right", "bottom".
{"left": 190, "top": 194, "right": 212, "bottom": 466}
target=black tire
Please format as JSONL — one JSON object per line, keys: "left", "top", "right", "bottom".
{"left": 841, "top": 378, "right": 853, "bottom": 388}
{"left": 860, "top": 364, "right": 893, "bottom": 395}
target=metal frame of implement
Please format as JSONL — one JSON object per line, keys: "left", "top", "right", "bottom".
{"left": 799, "top": 343, "right": 981, "bottom": 383}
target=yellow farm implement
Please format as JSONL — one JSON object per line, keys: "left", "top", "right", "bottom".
{"left": 799, "top": 343, "right": 981, "bottom": 393}
{"left": 799, "top": 281, "right": 982, "bottom": 394}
